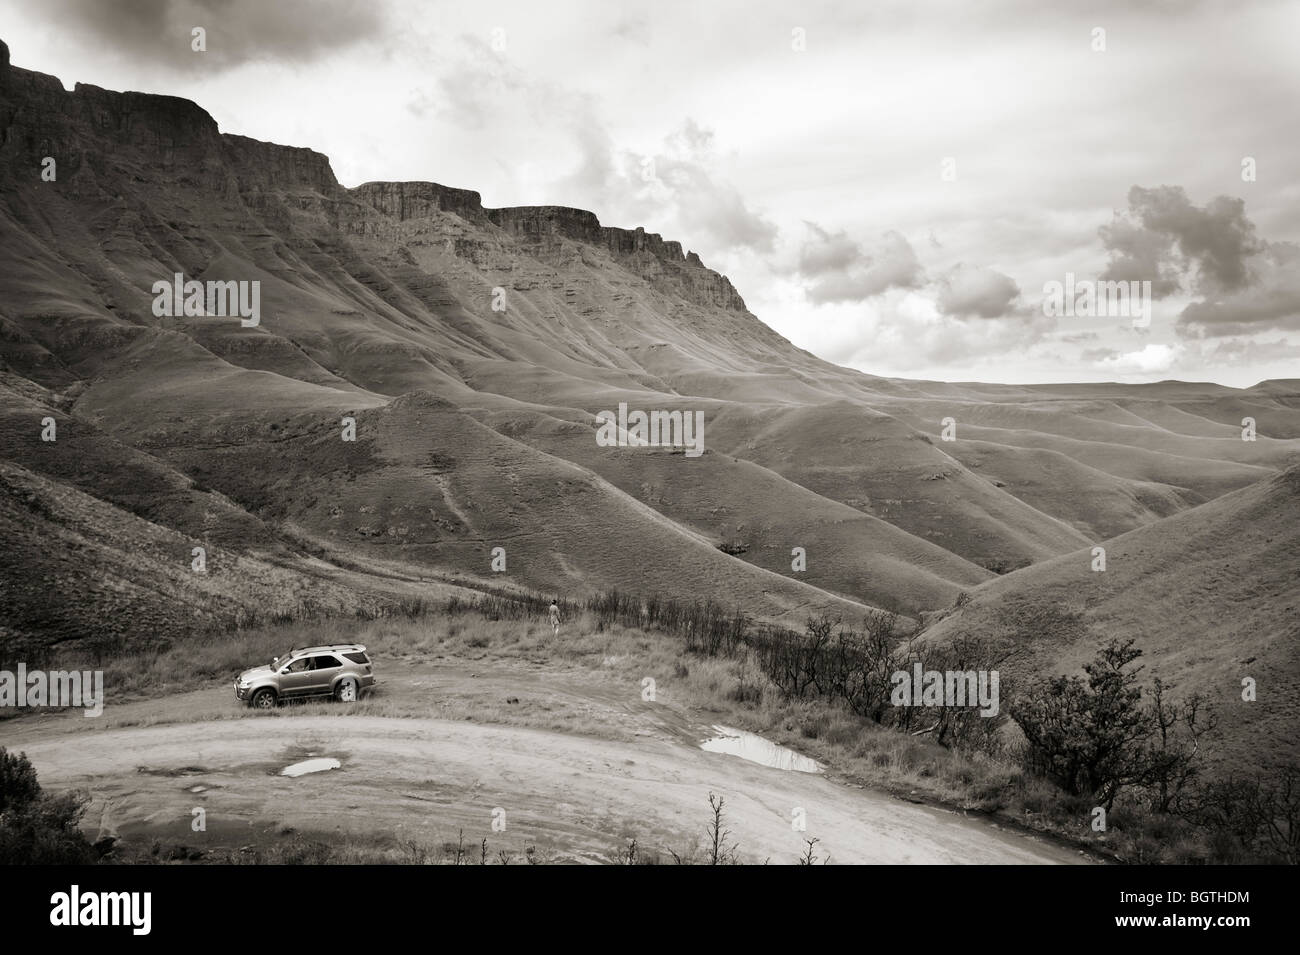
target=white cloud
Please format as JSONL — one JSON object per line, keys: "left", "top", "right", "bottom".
{"left": 1094, "top": 343, "right": 1183, "bottom": 375}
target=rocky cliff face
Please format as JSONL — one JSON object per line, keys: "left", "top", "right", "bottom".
{"left": 479, "top": 204, "right": 746, "bottom": 310}
{"left": 327, "top": 178, "right": 749, "bottom": 310}
{"left": 351, "top": 181, "right": 488, "bottom": 225}
{"left": 486, "top": 205, "right": 687, "bottom": 261}
{"left": 1, "top": 35, "right": 759, "bottom": 354}
{"left": 0, "top": 56, "right": 337, "bottom": 205}
{"left": 343, "top": 186, "right": 749, "bottom": 311}
{"left": 220, "top": 134, "right": 338, "bottom": 194}
{"left": 0, "top": 34, "right": 747, "bottom": 315}
{"left": 485, "top": 205, "right": 603, "bottom": 244}
{"left": 1, "top": 69, "right": 220, "bottom": 191}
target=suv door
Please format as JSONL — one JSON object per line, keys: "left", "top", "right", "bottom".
{"left": 308, "top": 654, "right": 344, "bottom": 696}
{"left": 278, "top": 657, "right": 316, "bottom": 698}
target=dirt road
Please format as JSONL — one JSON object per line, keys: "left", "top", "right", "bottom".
{"left": 2, "top": 665, "right": 1091, "bottom": 865}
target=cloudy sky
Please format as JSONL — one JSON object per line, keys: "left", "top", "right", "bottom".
{"left": 5, "top": 0, "right": 1298, "bottom": 386}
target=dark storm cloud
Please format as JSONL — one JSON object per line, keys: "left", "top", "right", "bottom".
{"left": 1096, "top": 185, "right": 1300, "bottom": 338}
{"left": 1179, "top": 292, "right": 1300, "bottom": 336}
{"left": 1176, "top": 241, "right": 1300, "bottom": 337}
{"left": 42, "top": 0, "right": 384, "bottom": 72}
{"left": 797, "top": 225, "right": 923, "bottom": 303}
{"left": 1098, "top": 214, "right": 1181, "bottom": 299}
{"left": 1101, "top": 185, "right": 1264, "bottom": 297}
{"left": 935, "top": 264, "right": 1021, "bottom": 319}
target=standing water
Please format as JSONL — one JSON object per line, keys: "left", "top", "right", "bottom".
{"left": 700, "top": 725, "right": 823, "bottom": 774}
{"left": 280, "top": 758, "right": 341, "bottom": 777}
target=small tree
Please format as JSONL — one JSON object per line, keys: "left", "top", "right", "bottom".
{"left": 918, "top": 634, "right": 1016, "bottom": 750}
{"left": 842, "top": 614, "right": 901, "bottom": 724}
{"left": 706, "top": 793, "right": 739, "bottom": 865}
{"left": 1143, "top": 677, "right": 1216, "bottom": 813}
{"left": 620, "top": 838, "right": 638, "bottom": 865}
{"left": 1010, "top": 639, "right": 1153, "bottom": 809}
{"left": 798, "top": 837, "right": 829, "bottom": 865}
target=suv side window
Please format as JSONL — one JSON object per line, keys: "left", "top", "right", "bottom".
{"left": 313, "top": 655, "right": 342, "bottom": 670}
{"left": 285, "top": 658, "right": 311, "bottom": 673}
{"left": 343, "top": 651, "right": 369, "bottom": 665}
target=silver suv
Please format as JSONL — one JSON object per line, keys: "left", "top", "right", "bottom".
{"left": 235, "top": 645, "right": 375, "bottom": 709}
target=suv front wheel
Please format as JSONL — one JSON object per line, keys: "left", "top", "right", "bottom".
{"left": 335, "top": 677, "right": 358, "bottom": 703}
{"left": 250, "top": 688, "right": 278, "bottom": 709}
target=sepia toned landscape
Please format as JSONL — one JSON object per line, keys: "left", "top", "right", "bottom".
{"left": 1, "top": 2, "right": 1297, "bottom": 875}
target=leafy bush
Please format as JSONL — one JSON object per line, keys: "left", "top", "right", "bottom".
{"left": 0, "top": 748, "right": 41, "bottom": 812}
{"left": 1010, "top": 640, "right": 1212, "bottom": 812}
{"left": 0, "top": 748, "right": 97, "bottom": 864}
{"left": 1185, "top": 766, "right": 1300, "bottom": 864}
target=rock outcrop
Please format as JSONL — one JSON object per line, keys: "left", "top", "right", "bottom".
{"left": 351, "top": 181, "right": 488, "bottom": 225}
{"left": 0, "top": 57, "right": 338, "bottom": 203}
{"left": 342, "top": 184, "right": 750, "bottom": 311}
{"left": 220, "top": 134, "right": 338, "bottom": 194}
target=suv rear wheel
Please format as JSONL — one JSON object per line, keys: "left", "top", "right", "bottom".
{"left": 335, "top": 677, "right": 358, "bottom": 703}
{"left": 250, "top": 688, "right": 277, "bottom": 709}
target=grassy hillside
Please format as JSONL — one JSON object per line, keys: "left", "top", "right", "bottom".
{"left": 920, "top": 464, "right": 1300, "bottom": 776}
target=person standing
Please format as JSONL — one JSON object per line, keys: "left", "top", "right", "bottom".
{"left": 548, "top": 599, "right": 561, "bottom": 637}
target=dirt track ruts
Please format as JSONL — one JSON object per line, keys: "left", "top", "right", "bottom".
{"left": 7, "top": 705, "right": 1091, "bottom": 864}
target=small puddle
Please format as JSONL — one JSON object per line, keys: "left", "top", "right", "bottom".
{"left": 700, "top": 725, "right": 823, "bottom": 774}
{"left": 280, "top": 758, "right": 341, "bottom": 778}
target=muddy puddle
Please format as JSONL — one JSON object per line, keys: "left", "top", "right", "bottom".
{"left": 280, "top": 757, "right": 341, "bottom": 778}
{"left": 700, "top": 725, "right": 823, "bottom": 773}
